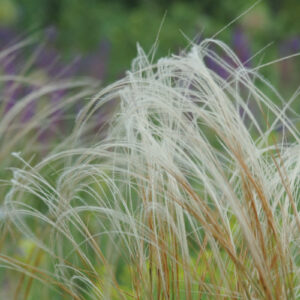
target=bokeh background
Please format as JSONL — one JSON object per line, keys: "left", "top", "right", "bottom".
{"left": 0, "top": 0, "right": 299, "bottom": 91}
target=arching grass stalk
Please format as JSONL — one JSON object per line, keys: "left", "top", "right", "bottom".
{"left": 0, "top": 38, "right": 99, "bottom": 299}
{"left": 0, "top": 39, "right": 99, "bottom": 197}
{"left": 3, "top": 38, "right": 300, "bottom": 299}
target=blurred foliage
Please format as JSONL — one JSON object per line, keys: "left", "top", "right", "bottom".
{"left": 0, "top": 0, "right": 299, "bottom": 83}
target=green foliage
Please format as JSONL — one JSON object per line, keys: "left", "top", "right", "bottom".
{"left": 1, "top": 0, "right": 298, "bottom": 82}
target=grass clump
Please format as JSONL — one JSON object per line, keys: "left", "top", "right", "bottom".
{"left": 1, "top": 38, "right": 300, "bottom": 299}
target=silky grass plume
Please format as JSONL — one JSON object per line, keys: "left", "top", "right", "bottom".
{"left": 1, "top": 37, "right": 300, "bottom": 299}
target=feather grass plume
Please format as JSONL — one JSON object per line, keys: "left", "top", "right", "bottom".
{"left": 2, "top": 38, "right": 300, "bottom": 299}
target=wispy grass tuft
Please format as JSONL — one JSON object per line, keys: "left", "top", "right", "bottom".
{"left": 0, "top": 38, "right": 99, "bottom": 197}
{"left": 2, "top": 38, "right": 300, "bottom": 299}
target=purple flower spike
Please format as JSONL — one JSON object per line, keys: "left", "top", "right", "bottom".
{"left": 232, "top": 26, "right": 252, "bottom": 67}
{"left": 51, "top": 89, "right": 65, "bottom": 121}
{"left": 4, "top": 85, "right": 34, "bottom": 114}
{"left": 21, "top": 87, "right": 36, "bottom": 122}
{"left": 81, "top": 39, "right": 111, "bottom": 79}
{"left": 279, "top": 36, "right": 300, "bottom": 86}
{"left": 290, "top": 37, "right": 299, "bottom": 52}
{"left": 21, "top": 100, "right": 35, "bottom": 122}
{"left": 37, "top": 89, "right": 67, "bottom": 143}
{"left": 280, "top": 36, "right": 300, "bottom": 55}
{"left": 205, "top": 45, "right": 230, "bottom": 80}
{"left": 0, "top": 26, "right": 17, "bottom": 49}
{"left": 4, "top": 86, "right": 22, "bottom": 113}
{"left": 34, "top": 46, "right": 60, "bottom": 71}
{"left": 52, "top": 56, "right": 82, "bottom": 79}
{"left": 4, "top": 96, "right": 16, "bottom": 114}
{"left": 205, "top": 55, "right": 230, "bottom": 79}
{"left": 2, "top": 52, "right": 21, "bottom": 76}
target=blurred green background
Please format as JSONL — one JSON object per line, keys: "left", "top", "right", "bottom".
{"left": 0, "top": 0, "right": 299, "bottom": 88}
